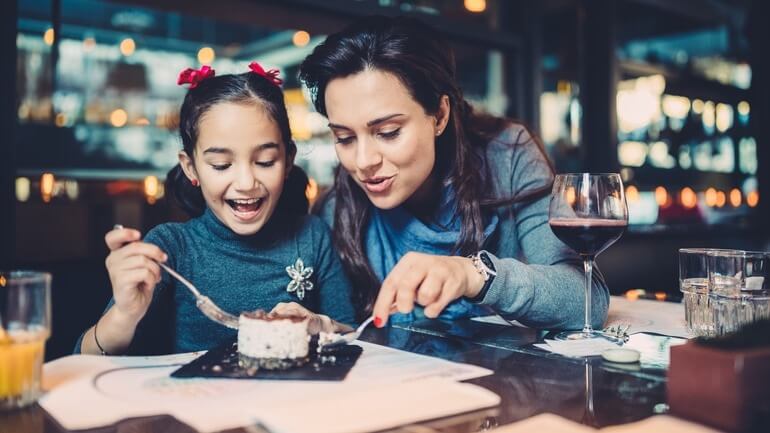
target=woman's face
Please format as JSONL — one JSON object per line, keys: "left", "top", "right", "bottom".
{"left": 180, "top": 102, "right": 291, "bottom": 236}
{"left": 324, "top": 68, "right": 449, "bottom": 210}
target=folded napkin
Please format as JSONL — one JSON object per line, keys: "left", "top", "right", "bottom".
{"left": 534, "top": 338, "right": 621, "bottom": 357}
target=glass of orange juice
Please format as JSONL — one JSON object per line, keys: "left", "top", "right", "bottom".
{"left": 1, "top": 271, "right": 51, "bottom": 410}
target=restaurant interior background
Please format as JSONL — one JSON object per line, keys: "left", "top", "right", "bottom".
{"left": 2, "top": 0, "right": 768, "bottom": 360}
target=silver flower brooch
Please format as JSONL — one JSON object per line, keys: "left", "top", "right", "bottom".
{"left": 286, "top": 258, "right": 314, "bottom": 300}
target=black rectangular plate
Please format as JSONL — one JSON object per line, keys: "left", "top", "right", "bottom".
{"left": 171, "top": 337, "right": 363, "bottom": 381}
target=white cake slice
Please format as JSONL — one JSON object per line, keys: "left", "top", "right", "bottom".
{"left": 237, "top": 310, "right": 310, "bottom": 369}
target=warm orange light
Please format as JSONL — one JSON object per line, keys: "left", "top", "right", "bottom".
{"left": 144, "top": 176, "right": 159, "bottom": 204}
{"left": 625, "top": 185, "right": 639, "bottom": 203}
{"left": 464, "top": 0, "right": 486, "bottom": 13}
{"left": 655, "top": 292, "right": 667, "bottom": 301}
{"left": 747, "top": 191, "right": 759, "bottom": 208}
{"left": 119, "top": 38, "right": 136, "bottom": 56}
{"left": 566, "top": 186, "right": 576, "bottom": 206}
{"left": 729, "top": 188, "right": 742, "bottom": 207}
{"left": 135, "top": 117, "right": 150, "bottom": 126}
{"left": 55, "top": 113, "right": 67, "bottom": 127}
{"left": 0, "top": 275, "right": 5, "bottom": 287}
{"left": 41, "top": 172, "right": 55, "bottom": 203}
{"left": 716, "top": 191, "right": 726, "bottom": 208}
{"left": 625, "top": 289, "right": 644, "bottom": 300}
{"left": 43, "top": 28, "right": 55, "bottom": 46}
{"left": 306, "top": 177, "right": 319, "bottom": 201}
{"left": 680, "top": 187, "right": 697, "bottom": 209}
{"left": 692, "top": 99, "right": 704, "bottom": 114}
{"left": 292, "top": 31, "right": 310, "bottom": 47}
{"left": 655, "top": 186, "right": 668, "bottom": 207}
{"left": 197, "top": 47, "right": 215, "bottom": 65}
{"left": 110, "top": 109, "right": 128, "bottom": 127}
{"left": 705, "top": 188, "right": 718, "bottom": 207}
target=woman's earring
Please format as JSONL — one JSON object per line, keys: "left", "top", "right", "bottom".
{"left": 436, "top": 128, "right": 444, "bottom": 136}
{"left": 191, "top": 179, "right": 199, "bottom": 187}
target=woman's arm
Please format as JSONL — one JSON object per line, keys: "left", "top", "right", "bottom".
{"left": 476, "top": 127, "right": 609, "bottom": 329}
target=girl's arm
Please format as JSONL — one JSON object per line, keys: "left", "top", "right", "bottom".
{"left": 78, "top": 228, "right": 167, "bottom": 355}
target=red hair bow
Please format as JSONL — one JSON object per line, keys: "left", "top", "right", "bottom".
{"left": 248, "top": 62, "right": 283, "bottom": 87}
{"left": 177, "top": 65, "right": 215, "bottom": 89}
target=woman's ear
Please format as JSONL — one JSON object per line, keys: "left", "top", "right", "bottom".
{"left": 435, "top": 95, "right": 451, "bottom": 136}
{"left": 178, "top": 151, "right": 200, "bottom": 185}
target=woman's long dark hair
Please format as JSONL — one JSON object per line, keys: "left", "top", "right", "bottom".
{"left": 166, "top": 71, "right": 308, "bottom": 220}
{"left": 299, "top": 16, "right": 552, "bottom": 318}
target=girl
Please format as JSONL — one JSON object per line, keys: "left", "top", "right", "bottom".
{"left": 298, "top": 16, "right": 610, "bottom": 329}
{"left": 77, "top": 63, "right": 355, "bottom": 355}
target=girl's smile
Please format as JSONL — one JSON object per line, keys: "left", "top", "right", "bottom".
{"left": 225, "top": 197, "right": 266, "bottom": 222}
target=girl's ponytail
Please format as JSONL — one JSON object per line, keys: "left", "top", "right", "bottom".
{"left": 165, "top": 163, "right": 205, "bottom": 217}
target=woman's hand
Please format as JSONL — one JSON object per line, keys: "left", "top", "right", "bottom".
{"left": 104, "top": 227, "right": 167, "bottom": 323}
{"left": 371, "top": 252, "right": 485, "bottom": 327}
{"left": 270, "top": 302, "right": 353, "bottom": 334}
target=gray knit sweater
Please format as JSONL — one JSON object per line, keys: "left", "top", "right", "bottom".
{"left": 318, "top": 125, "right": 610, "bottom": 330}
{"left": 77, "top": 209, "right": 355, "bottom": 354}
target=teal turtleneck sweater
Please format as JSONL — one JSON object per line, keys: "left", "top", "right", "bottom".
{"left": 77, "top": 209, "right": 355, "bottom": 355}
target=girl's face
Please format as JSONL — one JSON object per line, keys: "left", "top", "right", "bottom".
{"left": 324, "top": 68, "right": 449, "bottom": 210}
{"left": 180, "top": 102, "right": 291, "bottom": 236}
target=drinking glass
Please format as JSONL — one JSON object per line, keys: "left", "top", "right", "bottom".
{"left": 708, "top": 250, "right": 770, "bottom": 335}
{"left": 549, "top": 173, "right": 628, "bottom": 341}
{"left": 679, "top": 248, "right": 733, "bottom": 336}
{"left": 1, "top": 271, "right": 52, "bottom": 410}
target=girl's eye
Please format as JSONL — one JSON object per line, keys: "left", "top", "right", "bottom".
{"left": 335, "top": 136, "right": 354, "bottom": 145}
{"left": 379, "top": 128, "right": 401, "bottom": 140}
{"left": 211, "top": 163, "right": 231, "bottom": 171}
{"left": 256, "top": 160, "right": 276, "bottom": 167}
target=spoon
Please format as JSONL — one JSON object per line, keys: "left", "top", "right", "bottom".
{"left": 113, "top": 224, "right": 239, "bottom": 329}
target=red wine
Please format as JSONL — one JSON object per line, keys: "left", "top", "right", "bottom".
{"left": 549, "top": 218, "right": 627, "bottom": 257}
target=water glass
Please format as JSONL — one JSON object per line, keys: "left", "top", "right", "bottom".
{"left": 679, "top": 248, "right": 725, "bottom": 336}
{"left": 0, "top": 271, "right": 52, "bottom": 410}
{"left": 707, "top": 250, "right": 770, "bottom": 335}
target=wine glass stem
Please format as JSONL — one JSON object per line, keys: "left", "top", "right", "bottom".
{"left": 583, "top": 257, "right": 594, "bottom": 334}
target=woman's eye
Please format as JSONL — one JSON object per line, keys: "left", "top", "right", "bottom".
{"left": 256, "top": 160, "right": 277, "bottom": 167}
{"left": 379, "top": 128, "right": 401, "bottom": 140}
{"left": 335, "top": 136, "right": 354, "bottom": 145}
{"left": 211, "top": 163, "right": 231, "bottom": 171}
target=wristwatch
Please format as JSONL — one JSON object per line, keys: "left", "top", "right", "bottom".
{"left": 466, "top": 250, "right": 496, "bottom": 303}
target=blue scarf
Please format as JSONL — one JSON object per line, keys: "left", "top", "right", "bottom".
{"left": 365, "top": 186, "right": 499, "bottom": 323}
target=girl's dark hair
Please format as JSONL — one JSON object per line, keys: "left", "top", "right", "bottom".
{"left": 299, "top": 15, "right": 553, "bottom": 318}
{"left": 166, "top": 71, "right": 308, "bottom": 220}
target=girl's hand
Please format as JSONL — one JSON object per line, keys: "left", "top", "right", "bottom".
{"left": 104, "top": 227, "right": 167, "bottom": 322}
{"left": 371, "top": 252, "right": 485, "bottom": 327}
{"left": 270, "top": 302, "right": 352, "bottom": 334}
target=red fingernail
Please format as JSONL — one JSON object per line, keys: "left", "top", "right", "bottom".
{"left": 373, "top": 316, "right": 383, "bottom": 328}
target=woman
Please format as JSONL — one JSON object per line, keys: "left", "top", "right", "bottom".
{"left": 298, "top": 15, "right": 609, "bottom": 329}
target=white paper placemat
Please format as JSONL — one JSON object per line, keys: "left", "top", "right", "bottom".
{"left": 40, "top": 341, "right": 496, "bottom": 432}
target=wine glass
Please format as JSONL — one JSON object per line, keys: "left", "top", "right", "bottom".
{"left": 549, "top": 173, "right": 628, "bottom": 341}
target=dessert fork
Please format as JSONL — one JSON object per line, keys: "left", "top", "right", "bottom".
{"left": 320, "top": 316, "right": 375, "bottom": 349}
{"left": 157, "top": 261, "right": 240, "bottom": 329}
